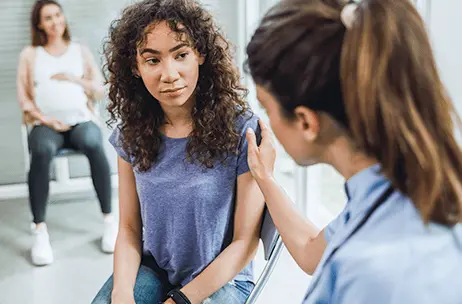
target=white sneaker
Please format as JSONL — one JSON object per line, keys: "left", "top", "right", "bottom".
{"left": 101, "top": 215, "right": 117, "bottom": 253}
{"left": 31, "top": 223, "right": 54, "bottom": 266}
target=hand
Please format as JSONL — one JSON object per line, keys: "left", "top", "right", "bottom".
{"left": 163, "top": 299, "right": 176, "bottom": 304}
{"left": 41, "top": 116, "right": 72, "bottom": 132}
{"left": 50, "top": 73, "right": 77, "bottom": 83}
{"left": 246, "top": 119, "right": 276, "bottom": 181}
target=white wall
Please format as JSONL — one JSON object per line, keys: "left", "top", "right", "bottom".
{"left": 429, "top": 1, "right": 462, "bottom": 116}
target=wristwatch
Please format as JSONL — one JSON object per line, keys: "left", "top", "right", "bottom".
{"left": 167, "top": 289, "right": 191, "bottom": 304}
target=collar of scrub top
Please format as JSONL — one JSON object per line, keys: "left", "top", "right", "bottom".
{"left": 343, "top": 163, "right": 385, "bottom": 223}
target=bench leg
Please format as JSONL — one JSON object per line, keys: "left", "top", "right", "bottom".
{"left": 54, "top": 157, "right": 70, "bottom": 183}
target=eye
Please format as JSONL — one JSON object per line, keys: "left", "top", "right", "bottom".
{"left": 176, "top": 52, "right": 189, "bottom": 60}
{"left": 146, "top": 58, "right": 160, "bottom": 65}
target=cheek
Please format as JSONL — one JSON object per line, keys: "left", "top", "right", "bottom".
{"left": 140, "top": 73, "right": 161, "bottom": 97}
{"left": 184, "top": 62, "right": 199, "bottom": 82}
{"left": 269, "top": 115, "right": 304, "bottom": 161}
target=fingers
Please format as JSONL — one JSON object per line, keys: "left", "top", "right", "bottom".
{"left": 246, "top": 128, "right": 258, "bottom": 151}
{"left": 258, "top": 119, "right": 274, "bottom": 146}
{"left": 258, "top": 119, "right": 271, "bottom": 139}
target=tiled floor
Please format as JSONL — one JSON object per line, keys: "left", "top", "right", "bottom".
{"left": 0, "top": 188, "right": 312, "bottom": 304}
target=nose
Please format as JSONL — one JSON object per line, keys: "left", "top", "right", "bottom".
{"left": 160, "top": 59, "right": 180, "bottom": 83}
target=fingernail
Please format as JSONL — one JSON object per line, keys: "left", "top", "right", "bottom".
{"left": 247, "top": 128, "right": 254, "bottom": 133}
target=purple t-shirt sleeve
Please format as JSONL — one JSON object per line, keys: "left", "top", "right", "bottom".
{"left": 108, "top": 126, "right": 131, "bottom": 163}
{"left": 236, "top": 114, "right": 260, "bottom": 176}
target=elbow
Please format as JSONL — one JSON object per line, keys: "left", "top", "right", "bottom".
{"left": 301, "top": 263, "right": 317, "bottom": 276}
{"left": 288, "top": 236, "right": 319, "bottom": 275}
{"left": 118, "top": 222, "right": 141, "bottom": 240}
{"left": 94, "top": 88, "right": 105, "bottom": 101}
{"left": 233, "top": 236, "right": 259, "bottom": 261}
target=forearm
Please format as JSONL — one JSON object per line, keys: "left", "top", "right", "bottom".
{"left": 74, "top": 78, "right": 105, "bottom": 100}
{"left": 24, "top": 108, "right": 46, "bottom": 124}
{"left": 257, "top": 176, "right": 320, "bottom": 270}
{"left": 112, "top": 228, "right": 142, "bottom": 296}
{"left": 181, "top": 238, "right": 258, "bottom": 304}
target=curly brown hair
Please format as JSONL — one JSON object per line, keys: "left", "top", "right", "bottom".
{"left": 104, "top": 0, "right": 249, "bottom": 172}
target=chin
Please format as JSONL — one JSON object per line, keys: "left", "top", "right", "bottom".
{"left": 155, "top": 90, "right": 194, "bottom": 108}
{"left": 295, "top": 157, "right": 319, "bottom": 167}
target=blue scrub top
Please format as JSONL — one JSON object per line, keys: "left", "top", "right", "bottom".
{"left": 303, "top": 164, "right": 462, "bottom": 304}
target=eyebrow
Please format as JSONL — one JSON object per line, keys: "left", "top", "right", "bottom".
{"left": 139, "top": 43, "right": 189, "bottom": 56}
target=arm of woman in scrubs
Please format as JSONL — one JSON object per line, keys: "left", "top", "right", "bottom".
{"left": 246, "top": 120, "right": 328, "bottom": 275}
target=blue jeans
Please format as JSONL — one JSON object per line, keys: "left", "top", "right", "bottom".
{"left": 92, "top": 265, "right": 254, "bottom": 304}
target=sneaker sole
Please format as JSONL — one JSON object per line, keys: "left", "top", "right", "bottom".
{"left": 32, "top": 253, "right": 54, "bottom": 266}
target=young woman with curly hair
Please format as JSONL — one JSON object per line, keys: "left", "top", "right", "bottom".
{"left": 92, "top": 0, "right": 264, "bottom": 303}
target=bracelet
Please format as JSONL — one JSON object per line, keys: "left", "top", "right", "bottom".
{"left": 167, "top": 289, "right": 191, "bottom": 304}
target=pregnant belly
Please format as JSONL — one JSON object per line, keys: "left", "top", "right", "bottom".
{"left": 35, "top": 81, "right": 88, "bottom": 112}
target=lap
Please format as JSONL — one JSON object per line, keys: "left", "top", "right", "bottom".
{"left": 69, "top": 121, "right": 104, "bottom": 151}
{"left": 91, "top": 265, "right": 166, "bottom": 304}
{"left": 29, "top": 125, "right": 64, "bottom": 154}
{"left": 202, "top": 280, "right": 254, "bottom": 304}
{"left": 92, "top": 263, "right": 253, "bottom": 304}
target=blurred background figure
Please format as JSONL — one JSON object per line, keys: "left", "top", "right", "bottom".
{"left": 16, "top": 0, "right": 115, "bottom": 266}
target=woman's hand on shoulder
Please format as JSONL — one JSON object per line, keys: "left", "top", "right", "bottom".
{"left": 246, "top": 119, "right": 276, "bottom": 181}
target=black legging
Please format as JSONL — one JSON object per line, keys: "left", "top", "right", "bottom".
{"left": 28, "top": 121, "right": 112, "bottom": 223}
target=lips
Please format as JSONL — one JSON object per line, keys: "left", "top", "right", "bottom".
{"left": 161, "top": 87, "right": 185, "bottom": 93}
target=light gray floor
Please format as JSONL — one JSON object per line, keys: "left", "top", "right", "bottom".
{"left": 0, "top": 191, "right": 310, "bottom": 304}
{"left": 0, "top": 193, "right": 116, "bottom": 304}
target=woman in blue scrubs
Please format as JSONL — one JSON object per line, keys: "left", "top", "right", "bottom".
{"left": 245, "top": 0, "right": 462, "bottom": 303}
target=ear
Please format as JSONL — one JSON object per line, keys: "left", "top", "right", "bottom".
{"left": 198, "top": 54, "right": 205, "bottom": 65}
{"left": 293, "top": 106, "right": 320, "bottom": 142}
{"left": 132, "top": 67, "right": 140, "bottom": 78}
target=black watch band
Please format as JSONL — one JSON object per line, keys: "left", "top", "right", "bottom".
{"left": 167, "top": 289, "right": 191, "bottom": 304}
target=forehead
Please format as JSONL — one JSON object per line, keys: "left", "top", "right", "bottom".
{"left": 41, "top": 4, "right": 61, "bottom": 17}
{"left": 140, "top": 21, "right": 189, "bottom": 49}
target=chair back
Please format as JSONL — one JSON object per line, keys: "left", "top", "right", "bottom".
{"left": 245, "top": 207, "right": 284, "bottom": 304}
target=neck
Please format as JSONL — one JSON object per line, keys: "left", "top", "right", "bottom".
{"left": 322, "top": 135, "right": 378, "bottom": 181}
{"left": 162, "top": 99, "right": 194, "bottom": 128}
{"left": 45, "top": 36, "right": 66, "bottom": 48}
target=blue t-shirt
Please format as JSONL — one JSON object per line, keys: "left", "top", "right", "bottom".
{"left": 109, "top": 112, "right": 259, "bottom": 287}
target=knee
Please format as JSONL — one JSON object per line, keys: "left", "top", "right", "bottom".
{"left": 80, "top": 136, "right": 105, "bottom": 154}
{"left": 30, "top": 143, "right": 55, "bottom": 162}
{"left": 91, "top": 276, "right": 113, "bottom": 304}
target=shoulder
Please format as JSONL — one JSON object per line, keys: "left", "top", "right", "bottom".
{"left": 75, "top": 42, "right": 94, "bottom": 60}
{"left": 235, "top": 110, "right": 259, "bottom": 134}
{"left": 19, "top": 46, "right": 36, "bottom": 61}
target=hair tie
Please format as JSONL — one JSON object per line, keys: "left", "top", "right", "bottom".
{"left": 341, "top": 1, "right": 361, "bottom": 29}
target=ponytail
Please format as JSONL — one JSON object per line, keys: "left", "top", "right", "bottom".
{"left": 341, "top": 0, "right": 462, "bottom": 225}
